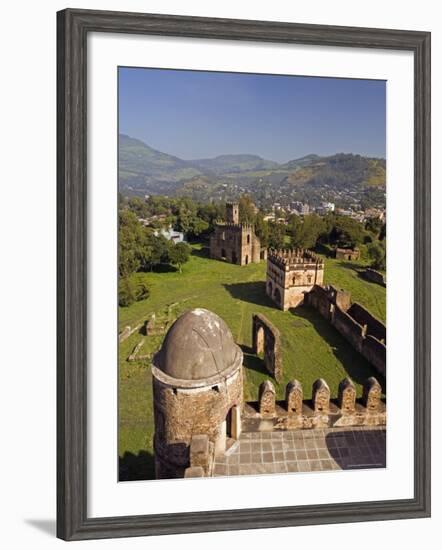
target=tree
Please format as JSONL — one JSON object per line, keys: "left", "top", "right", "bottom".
{"left": 254, "top": 213, "right": 269, "bottom": 247}
{"left": 379, "top": 222, "right": 386, "bottom": 241}
{"left": 118, "top": 277, "right": 149, "bottom": 307}
{"left": 238, "top": 195, "right": 257, "bottom": 224}
{"left": 367, "top": 240, "right": 386, "bottom": 270}
{"left": 118, "top": 210, "right": 144, "bottom": 277}
{"left": 329, "top": 216, "right": 365, "bottom": 248}
{"left": 268, "top": 222, "right": 286, "bottom": 249}
{"left": 147, "top": 234, "right": 170, "bottom": 270}
{"left": 168, "top": 242, "right": 191, "bottom": 273}
{"left": 289, "top": 214, "right": 325, "bottom": 249}
{"left": 365, "top": 216, "right": 383, "bottom": 236}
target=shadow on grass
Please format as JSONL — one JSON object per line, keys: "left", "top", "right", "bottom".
{"left": 191, "top": 245, "right": 210, "bottom": 258}
{"left": 314, "top": 243, "right": 334, "bottom": 258}
{"left": 290, "top": 306, "right": 385, "bottom": 390}
{"left": 224, "top": 281, "right": 274, "bottom": 307}
{"left": 119, "top": 450, "right": 156, "bottom": 481}
{"left": 335, "top": 260, "right": 368, "bottom": 273}
{"left": 325, "top": 429, "right": 386, "bottom": 470}
{"left": 240, "top": 344, "right": 267, "bottom": 376}
{"left": 141, "top": 263, "right": 178, "bottom": 274}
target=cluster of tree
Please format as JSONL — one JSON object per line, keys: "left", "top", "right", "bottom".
{"left": 121, "top": 195, "right": 226, "bottom": 240}
{"left": 366, "top": 240, "right": 386, "bottom": 271}
{"left": 118, "top": 278, "right": 149, "bottom": 307}
{"left": 120, "top": 193, "right": 386, "bottom": 271}
{"left": 119, "top": 210, "right": 191, "bottom": 306}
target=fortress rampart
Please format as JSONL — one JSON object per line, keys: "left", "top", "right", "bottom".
{"left": 305, "top": 285, "right": 386, "bottom": 377}
{"left": 242, "top": 377, "right": 386, "bottom": 432}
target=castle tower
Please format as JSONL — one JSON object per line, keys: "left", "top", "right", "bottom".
{"left": 152, "top": 308, "right": 243, "bottom": 479}
{"left": 266, "top": 249, "right": 324, "bottom": 310}
{"left": 225, "top": 202, "right": 239, "bottom": 224}
{"left": 209, "top": 202, "right": 266, "bottom": 265}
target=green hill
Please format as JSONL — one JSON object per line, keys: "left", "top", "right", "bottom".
{"left": 190, "top": 154, "right": 279, "bottom": 175}
{"left": 118, "top": 135, "right": 386, "bottom": 209}
{"left": 118, "top": 134, "right": 203, "bottom": 194}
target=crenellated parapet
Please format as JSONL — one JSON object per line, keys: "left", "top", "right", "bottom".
{"left": 242, "top": 377, "right": 386, "bottom": 432}
{"left": 267, "top": 248, "right": 324, "bottom": 269}
{"left": 214, "top": 220, "right": 255, "bottom": 231}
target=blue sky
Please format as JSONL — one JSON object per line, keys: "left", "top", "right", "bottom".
{"left": 119, "top": 67, "right": 386, "bottom": 163}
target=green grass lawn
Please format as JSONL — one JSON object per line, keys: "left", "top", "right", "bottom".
{"left": 118, "top": 243, "right": 386, "bottom": 480}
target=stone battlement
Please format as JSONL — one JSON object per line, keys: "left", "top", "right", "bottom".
{"left": 242, "top": 377, "right": 386, "bottom": 432}
{"left": 214, "top": 220, "right": 255, "bottom": 231}
{"left": 268, "top": 248, "right": 324, "bottom": 269}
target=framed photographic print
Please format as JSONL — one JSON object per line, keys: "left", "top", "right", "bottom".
{"left": 57, "top": 8, "right": 431, "bottom": 541}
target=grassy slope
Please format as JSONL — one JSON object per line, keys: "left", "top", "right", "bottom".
{"left": 118, "top": 245, "right": 386, "bottom": 480}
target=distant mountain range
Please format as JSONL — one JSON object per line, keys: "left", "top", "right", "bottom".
{"left": 119, "top": 134, "right": 386, "bottom": 209}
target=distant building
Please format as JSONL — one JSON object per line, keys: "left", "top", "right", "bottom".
{"left": 291, "top": 202, "right": 310, "bottom": 215}
{"left": 154, "top": 226, "right": 186, "bottom": 243}
{"left": 335, "top": 208, "right": 352, "bottom": 217}
{"left": 209, "top": 202, "right": 266, "bottom": 265}
{"left": 266, "top": 249, "right": 324, "bottom": 310}
{"left": 335, "top": 247, "right": 360, "bottom": 261}
{"left": 364, "top": 208, "right": 386, "bottom": 221}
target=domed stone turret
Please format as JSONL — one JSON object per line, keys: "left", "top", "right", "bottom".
{"left": 154, "top": 308, "right": 242, "bottom": 381}
{"left": 152, "top": 308, "right": 244, "bottom": 479}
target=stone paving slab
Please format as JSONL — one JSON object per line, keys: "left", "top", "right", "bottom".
{"left": 213, "top": 426, "right": 386, "bottom": 477}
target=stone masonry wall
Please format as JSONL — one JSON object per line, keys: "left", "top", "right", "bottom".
{"left": 242, "top": 378, "right": 386, "bottom": 432}
{"left": 153, "top": 367, "right": 243, "bottom": 479}
{"left": 210, "top": 223, "right": 262, "bottom": 265}
{"left": 252, "top": 313, "right": 282, "bottom": 382}
{"left": 305, "top": 285, "right": 386, "bottom": 377}
{"left": 348, "top": 303, "right": 386, "bottom": 342}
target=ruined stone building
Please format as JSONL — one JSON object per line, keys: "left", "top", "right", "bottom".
{"left": 335, "top": 247, "right": 360, "bottom": 261}
{"left": 266, "top": 249, "right": 324, "bottom": 310}
{"left": 210, "top": 202, "right": 266, "bottom": 265}
{"left": 152, "top": 307, "right": 386, "bottom": 479}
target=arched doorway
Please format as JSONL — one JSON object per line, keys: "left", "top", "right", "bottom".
{"left": 225, "top": 405, "right": 241, "bottom": 441}
{"left": 256, "top": 326, "right": 264, "bottom": 355}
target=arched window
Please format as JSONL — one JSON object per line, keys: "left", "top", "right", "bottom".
{"left": 247, "top": 234, "right": 250, "bottom": 244}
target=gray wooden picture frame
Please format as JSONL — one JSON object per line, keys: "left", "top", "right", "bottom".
{"left": 57, "top": 8, "right": 431, "bottom": 541}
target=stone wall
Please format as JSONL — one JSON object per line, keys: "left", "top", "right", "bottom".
{"left": 305, "top": 285, "right": 386, "bottom": 377}
{"left": 348, "top": 303, "right": 386, "bottom": 343}
{"left": 252, "top": 313, "right": 282, "bottom": 382}
{"left": 152, "top": 365, "right": 243, "bottom": 479}
{"left": 266, "top": 249, "right": 325, "bottom": 310}
{"left": 242, "top": 378, "right": 386, "bottom": 432}
{"left": 209, "top": 222, "right": 263, "bottom": 266}
{"left": 335, "top": 247, "right": 360, "bottom": 260}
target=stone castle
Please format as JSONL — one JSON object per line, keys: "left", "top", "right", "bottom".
{"left": 266, "top": 248, "right": 324, "bottom": 310}
{"left": 210, "top": 202, "right": 266, "bottom": 265}
{"left": 152, "top": 307, "right": 386, "bottom": 479}
{"left": 150, "top": 231, "right": 386, "bottom": 479}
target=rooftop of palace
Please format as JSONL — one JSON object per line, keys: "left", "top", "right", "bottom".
{"left": 267, "top": 248, "right": 324, "bottom": 268}
{"left": 214, "top": 220, "right": 255, "bottom": 230}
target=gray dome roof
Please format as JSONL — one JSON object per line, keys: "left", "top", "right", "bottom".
{"left": 155, "top": 308, "right": 241, "bottom": 381}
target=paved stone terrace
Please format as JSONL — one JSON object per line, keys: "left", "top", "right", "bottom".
{"left": 213, "top": 426, "right": 386, "bottom": 477}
